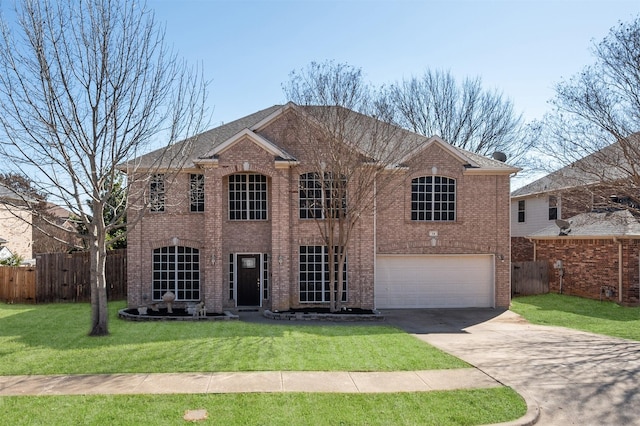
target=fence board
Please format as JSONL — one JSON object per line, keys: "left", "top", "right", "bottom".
{"left": 30, "top": 249, "right": 126, "bottom": 303}
{"left": 512, "top": 260, "right": 549, "bottom": 296}
{"left": 0, "top": 266, "right": 36, "bottom": 303}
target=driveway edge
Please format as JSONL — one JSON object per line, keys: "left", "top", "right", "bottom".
{"left": 485, "top": 389, "right": 540, "bottom": 425}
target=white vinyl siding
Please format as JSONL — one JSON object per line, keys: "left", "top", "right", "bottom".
{"left": 511, "top": 197, "right": 560, "bottom": 237}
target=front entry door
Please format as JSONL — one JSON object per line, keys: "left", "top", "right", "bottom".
{"left": 237, "top": 254, "right": 261, "bottom": 306}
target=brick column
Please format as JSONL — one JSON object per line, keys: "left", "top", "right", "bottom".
{"left": 270, "top": 167, "right": 292, "bottom": 311}
{"left": 203, "top": 166, "right": 224, "bottom": 313}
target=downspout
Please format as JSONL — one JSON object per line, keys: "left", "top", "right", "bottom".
{"left": 614, "top": 237, "right": 623, "bottom": 303}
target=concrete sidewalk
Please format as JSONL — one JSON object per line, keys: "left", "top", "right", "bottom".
{"left": 0, "top": 368, "right": 500, "bottom": 396}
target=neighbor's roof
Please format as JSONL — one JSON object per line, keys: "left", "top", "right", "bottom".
{"left": 512, "top": 134, "right": 640, "bottom": 198}
{"left": 0, "top": 185, "right": 19, "bottom": 200}
{"left": 528, "top": 209, "right": 640, "bottom": 239}
{"left": 124, "top": 103, "right": 519, "bottom": 174}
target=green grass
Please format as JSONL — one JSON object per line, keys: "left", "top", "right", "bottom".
{"left": 0, "top": 302, "right": 528, "bottom": 425}
{"left": 0, "top": 302, "right": 466, "bottom": 375}
{"left": 0, "top": 388, "right": 526, "bottom": 426}
{"left": 511, "top": 293, "right": 640, "bottom": 341}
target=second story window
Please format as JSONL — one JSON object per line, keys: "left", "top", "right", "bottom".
{"left": 411, "top": 176, "right": 456, "bottom": 221}
{"left": 229, "top": 173, "right": 267, "bottom": 220}
{"left": 149, "top": 174, "right": 165, "bottom": 212}
{"left": 190, "top": 174, "right": 205, "bottom": 212}
{"left": 518, "top": 200, "right": 526, "bottom": 223}
{"left": 548, "top": 195, "right": 557, "bottom": 220}
{"left": 299, "top": 172, "right": 347, "bottom": 219}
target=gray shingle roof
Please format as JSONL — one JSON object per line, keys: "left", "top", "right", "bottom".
{"left": 512, "top": 134, "right": 640, "bottom": 198}
{"left": 124, "top": 103, "right": 519, "bottom": 174}
{"left": 123, "top": 105, "right": 283, "bottom": 170}
{"left": 528, "top": 210, "right": 640, "bottom": 239}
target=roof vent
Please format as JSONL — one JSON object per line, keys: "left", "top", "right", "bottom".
{"left": 492, "top": 151, "right": 507, "bottom": 162}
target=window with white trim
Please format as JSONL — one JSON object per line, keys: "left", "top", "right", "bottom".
{"left": 152, "top": 246, "right": 200, "bottom": 301}
{"left": 299, "top": 172, "right": 347, "bottom": 219}
{"left": 149, "top": 174, "right": 165, "bottom": 212}
{"left": 229, "top": 174, "right": 268, "bottom": 220}
{"left": 190, "top": 174, "right": 205, "bottom": 212}
{"left": 299, "top": 246, "right": 347, "bottom": 303}
{"left": 548, "top": 196, "right": 557, "bottom": 220}
{"left": 518, "top": 200, "right": 526, "bottom": 223}
{"left": 411, "top": 176, "right": 456, "bottom": 221}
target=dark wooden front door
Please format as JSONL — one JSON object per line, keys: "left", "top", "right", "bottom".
{"left": 237, "top": 254, "right": 260, "bottom": 306}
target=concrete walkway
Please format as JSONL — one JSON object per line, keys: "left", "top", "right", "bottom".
{"left": 0, "top": 368, "right": 501, "bottom": 396}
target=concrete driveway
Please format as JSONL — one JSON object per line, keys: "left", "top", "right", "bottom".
{"left": 384, "top": 308, "right": 640, "bottom": 426}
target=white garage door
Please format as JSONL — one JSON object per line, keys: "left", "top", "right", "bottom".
{"left": 375, "top": 255, "right": 494, "bottom": 309}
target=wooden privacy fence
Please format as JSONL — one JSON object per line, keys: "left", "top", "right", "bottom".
{"left": 0, "top": 266, "right": 36, "bottom": 303}
{"left": 512, "top": 260, "right": 549, "bottom": 296}
{"left": 0, "top": 249, "right": 126, "bottom": 304}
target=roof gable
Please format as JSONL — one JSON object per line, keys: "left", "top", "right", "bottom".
{"left": 200, "top": 128, "right": 296, "bottom": 161}
{"left": 400, "top": 135, "right": 479, "bottom": 167}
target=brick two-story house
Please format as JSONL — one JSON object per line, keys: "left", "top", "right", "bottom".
{"left": 125, "top": 103, "right": 518, "bottom": 313}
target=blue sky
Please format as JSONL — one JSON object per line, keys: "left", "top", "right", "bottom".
{"left": 148, "top": 0, "right": 640, "bottom": 127}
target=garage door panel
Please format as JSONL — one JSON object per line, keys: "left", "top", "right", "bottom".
{"left": 375, "top": 255, "right": 494, "bottom": 309}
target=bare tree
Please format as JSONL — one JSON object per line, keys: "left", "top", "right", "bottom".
{"left": 284, "top": 61, "right": 407, "bottom": 312}
{"left": 0, "top": 0, "right": 207, "bottom": 335}
{"left": 385, "top": 69, "right": 531, "bottom": 165}
{"left": 537, "top": 16, "right": 640, "bottom": 213}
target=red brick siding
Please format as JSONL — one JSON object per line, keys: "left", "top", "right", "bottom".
{"left": 126, "top": 111, "right": 513, "bottom": 311}
{"left": 376, "top": 144, "right": 512, "bottom": 308}
{"left": 511, "top": 237, "right": 534, "bottom": 261}
{"left": 535, "top": 238, "right": 640, "bottom": 304}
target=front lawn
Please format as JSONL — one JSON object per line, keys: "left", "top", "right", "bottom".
{"left": 0, "top": 389, "right": 526, "bottom": 426}
{"left": 0, "top": 302, "right": 466, "bottom": 375}
{"left": 0, "top": 302, "right": 528, "bottom": 425}
{"left": 511, "top": 293, "right": 640, "bottom": 341}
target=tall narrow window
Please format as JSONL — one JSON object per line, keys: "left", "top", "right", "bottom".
{"left": 411, "top": 176, "right": 455, "bottom": 221}
{"left": 149, "top": 174, "right": 165, "bottom": 212}
{"left": 518, "top": 200, "right": 526, "bottom": 223}
{"left": 299, "top": 172, "right": 347, "bottom": 219}
{"left": 152, "top": 246, "right": 200, "bottom": 301}
{"left": 299, "top": 246, "right": 347, "bottom": 303}
{"left": 229, "top": 253, "right": 235, "bottom": 300}
{"left": 229, "top": 174, "right": 268, "bottom": 220}
{"left": 548, "top": 195, "right": 557, "bottom": 220}
{"left": 190, "top": 174, "right": 205, "bottom": 212}
{"left": 263, "top": 253, "right": 269, "bottom": 300}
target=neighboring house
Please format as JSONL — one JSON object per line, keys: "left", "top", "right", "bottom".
{"left": 124, "top": 103, "right": 518, "bottom": 314}
{"left": 0, "top": 185, "right": 33, "bottom": 260}
{"left": 527, "top": 210, "right": 640, "bottom": 305}
{"left": 511, "top": 137, "right": 638, "bottom": 261}
{"left": 0, "top": 185, "right": 76, "bottom": 261}
{"left": 0, "top": 238, "right": 13, "bottom": 261}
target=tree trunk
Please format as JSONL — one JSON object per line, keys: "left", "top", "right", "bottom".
{"left": 89, "top": 210, "right": 109, "bottom": 336}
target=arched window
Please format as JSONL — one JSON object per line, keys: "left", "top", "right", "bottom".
{"left": 152, "top": 246, "right": 200, "bottom": 301}
{"left": 411, "top": 176, "right": 456, "bottom": 221}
